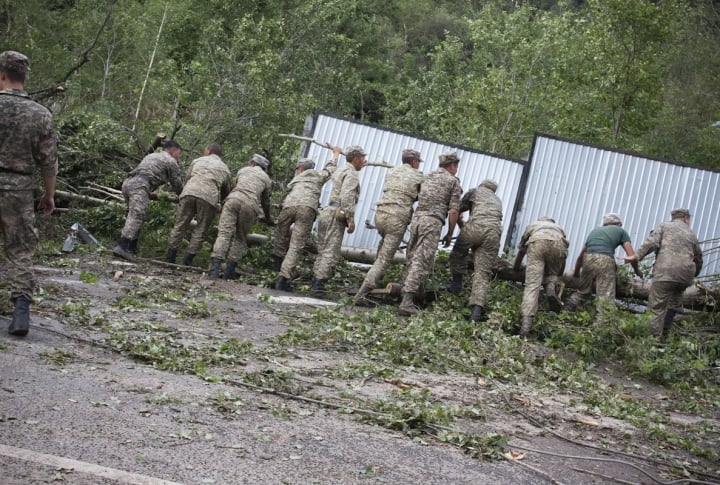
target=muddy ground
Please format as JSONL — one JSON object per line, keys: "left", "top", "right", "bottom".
{"left": 1, "top": 252, "right": 718, "bottom": 485}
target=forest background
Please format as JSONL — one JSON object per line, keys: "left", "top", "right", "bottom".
{"left": 6, "top": 0, "right": 720, "bottom": 192}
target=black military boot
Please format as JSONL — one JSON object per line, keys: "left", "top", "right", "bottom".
{"left": 113, "top": 237, "right": 135, "bottom": 261}
{"left": 128, "top": 238, "right": 139, "bottom": 255}
{"left": 182, "top": 253, "right": 196, "bottom": 266}
{"left": 276, "top": 275, "right": 292, "bottom": 292}
{"left": 271, "top": 255, "right": 283, "bottom": 272}
{"left": 354, "top": 284, "right": 375, "bottom": 307}
{"left": 311, "top": 278, "right": 327, "bottom": 296}
{"left": 8, "top": 296, "right": 30, "bottom": 337}
{"left": 224, "top": 261, "right": 238, "bottom": 280}
{"left": 469, "top": 305, "right": 486, "bottom": 322}
{"left": 398, "top": 292, "right": 419, "bottom": 316}
{"left": 545, "top": 282, "right": 563, "bottom": 313}
{"left": 519, "top": 315, "right": 533, "bottom": 336}
{"left": 165, "top": 247, "right": 178, "bottom": 264}
{"left": 661, "top": 309, "right": 676, "bottom": 340}
{"left": 208, "top": 258, "right": 222, "bottom": 279}
{"left": 445, "top": 273, "right": 464, "bottom": 295}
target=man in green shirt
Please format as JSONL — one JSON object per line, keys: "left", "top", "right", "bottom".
{"left": 565, "top": 213, "right": 642, "bottom": 316}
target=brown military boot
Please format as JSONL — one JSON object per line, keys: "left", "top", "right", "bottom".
{"left": 519, "top": 315, "right": 533, "bottom": 336}
{"left": 398, "top": 292, "right": 419, "bottom": 316}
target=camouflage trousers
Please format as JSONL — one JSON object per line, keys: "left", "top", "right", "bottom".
{"left": 0, "top": 190, "right": 38, "bottom": 301}
{"left": 521, "top": 240, "right": 567, "bottom": 317}
{"left": 168, "top": 195, "right": 218, "bottom": 254}
{"left": 647, "top": 280, "right": 687, "bottom": 336}
{"left": 211, "top": 197, "right": 257, "bottom": 263}
{"left": 449, "top": 223, "right": 501, "bottom": 307}
{"left": 313, "top": 206, "right": 346, "bottom": 280}
{"left": 274, "top": 206, "right": 317, "bottom": 279}
{"left": 362, "top": 209, "right": 410, "bottom": 290}
{"left": 402, "top": 216, "right": 443, "bottom": 294}
{"left": 120, "top": 177, "right": 151, "bottom": 240}
{"left": 566, "top": 253, "right": 617, "bottom": 313}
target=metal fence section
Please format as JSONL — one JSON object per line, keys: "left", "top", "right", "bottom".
{"left": 302, "top": 113, "right": 528, "bottom": 255}
{"left": 513, "top": 134, "right": 720, "bottom": 278}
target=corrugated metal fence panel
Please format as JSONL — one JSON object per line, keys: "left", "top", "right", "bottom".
{"left": 304, "top": 113, "right": 528, "bottom": 254}
{"left": 514, "top": 134, "right": 720, "bottom": 277}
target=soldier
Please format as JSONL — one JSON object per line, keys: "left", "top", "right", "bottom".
{"left": 623, "top": 208, "right": 702, "bottom": 338}
{"left": 165, "top": 143, "right": 231, "bottom": 266}
{"left": 114, "top": 140, "right": 183, "bottom": 260}
{"left": 0, "top": 50, "right": 58, "bottom": 337}
{"left": 209, "top": 154, "right": 274, "bottom": 279}
{"left": 354, "top": 148, "right": 423, "bottom": 306}
{"left": 513, "top": 217, "right": 568, "bottom": 336}
{"left": 273, "top": 147, "right": 341, "bottom": 292}
{"left": 446, "top": 179, "right": 502, "bottom": 322}
{"left": 565, "top": 213, "right": 642, "bottom": 316}
{"left": 311, "top": 145, "right": 367, "bottom": 295}
{"left": 398, "top": 152, "right": 462, "bottom": 316}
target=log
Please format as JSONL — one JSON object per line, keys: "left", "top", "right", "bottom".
{"left": 56, "top": 190, "right": 123, "bottom": 207}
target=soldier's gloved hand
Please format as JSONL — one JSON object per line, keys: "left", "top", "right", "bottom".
{"left": 347, "top": 221, "right": 356, "bottom": 234}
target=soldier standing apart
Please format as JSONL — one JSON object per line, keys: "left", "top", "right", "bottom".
{"left": 623, "top": 208, "right": 702, "bottom": 338}
{"left": 0, "top": 51, "right": 57, "bottom": 337}
{"left": 209, "top": 154, "right": 273, "bottom": 279}
{"left": 513, "top": 217, "right": 568, "bottom": 336}
{"left": 446, "top": 179, "right": 502, "bottom": 323}
{"left": 311, "top": 145, "right": 367, "bottom": 295}
{"left": 398, "top": 152, "right": 462, "bottom": 317}
{"left": 565, "top": 213, "right": 642, "bottom": 316}
{"left": 114, "top": 140, "right": 183, "bottom": 260}
{"left": 273, "top": 147, "right": 340, "bottom": 292}
{"left": 354, "top": 148, "right": 423, "bottom": 307}
{"left": 165, "top": 143, "right": 231, "bottom": 266}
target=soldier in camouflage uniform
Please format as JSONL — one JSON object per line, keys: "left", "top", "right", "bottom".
{"left": 354, "top": 148, "right": 423, "bottom": 306}
{"left": 273, "top": 147, "right": 340, "bottom": 292}
{"left": 0, "top": 51, "right": 58, "bottom": 337}
{"left": 165, "top": 143, "right": 231, "bottom": 266}
{"left": 513, "top": 217, "right": 568, "bottom": 336}
{"left": 209, "top": 154, "right": 274, "bottom": 279}
{"left": 623, "top": 208, "right": 702, "bottom": 338}
{"left": 565, "top": 213, "right": 642, "bottom": 317}
{"left": 113, "top": 140, "right": 184, "bottom": 260}
{"left": 398, "top": 152, "right": 462, "bottom": 316}
{"left": 446, "top": 179, "right": 502, "bottom": 322}
{"left": 311, "top": 145, "right": 367, "bottom": 295}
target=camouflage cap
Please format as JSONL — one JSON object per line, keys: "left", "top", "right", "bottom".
{"left": 602, "top": 212, "right": 622, "bottom": 226}
{"left": 480, "top": 179, "right": 498, "bottom": 192}
{"left": 344, "top": 145, "right": 366, "bottom": 160}
{"left": 401, "top": 148, "right": 422, "bottom": 163}
{"left": 0, "top": 50, "right": 29, "bottom": 74}
{"left": 439, "top": 152, "right": 460, "bottom": 167}
{"left": 252, "top": 153, "right": 269, "bottom": 169}
{"left": 671, "top": 208, "right": 691, "bottom": 219}
{"left": 296, "top": 157, "right": 315, "bottom": 170}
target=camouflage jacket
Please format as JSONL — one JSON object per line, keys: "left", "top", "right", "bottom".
{"left": 128, "top": 150, "right": 184, "bottom": 195}
{"left": 327, "top": 163, "right": 360, "bottom": 225}
{"left": 635, "top": 219, "right": 703, "bottom": 284}
{"left": 519, "top": 220, "right": 568, "bottom": 251}
{"left": 414, "top": 167, "right": 461, "bottom": 223}
{"left": 460, "top": 186, "right": 503, "bottom": 230}
{"left": 375, "top": 163, "right": 423, "bottom": 220}
{"left": 227, "top": 165, "right": 272, "bottom": 217}
{"left": 180, "top": 154, "right": 232, "bottom": 210}
{"left": 282, "top": 158, "right": 337, "bottom": 209}
{"left": 0, "top": 88, "right": 57, "bottom": 191}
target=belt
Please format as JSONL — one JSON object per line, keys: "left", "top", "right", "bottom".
{"left": 586, "top": 245, "right": 614, "bottom": 255}
{"left": 0, "top": 166, "right": 33, "bottom": 175}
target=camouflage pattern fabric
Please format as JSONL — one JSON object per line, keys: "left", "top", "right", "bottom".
{"left": 361, "top": 163, "right": 423, "bottom": 289}
{"left": 401, "top": 216, "right": 444, "bottom": 294}
{"left": 167, "top": 195, "right": 217, "bottom": 254}
{"left": 414, "top": 167, "right": 461, "bottom": 222}
{"left": 647, "top": 280, "right": 687, "bottom": 336}
{"left": 0, "top": 191, "right": 39, "bottom": 301}
{"left": 276, "top": 206, "right": 316, "bottom": 279}
{"left": 127, "top": 150, "right": 183, "bottom": 194}
{"left": 326, "top": 164, "right": 360, "bottom": 225}
{"left": 521, "top": 239, "right": 567, "bottom": 317}
{"left": 635, "top": 220, "right": 703, "bottom": 285}
{"left": 179, "top": 154, "right": 231, "bottom": 210}
{"left": 565, "top": 253, "right": 617, "bottom": 311}
{"left": 313, "top": 206, "right": 347, "bottom": 279}
{"left": 281, "top": 159, "right": 337, "bottom": 209}
{"left": 120, "top": 176, "right": 151, "bottom": 240}
{"left": 0, "top": 89, "right": 57, "bottom": 302}
{"left": 229, "top": 166, "right": 272, "bottom": 218}
{"left": 210, "top": 197, "right": 257, "bottom": 263}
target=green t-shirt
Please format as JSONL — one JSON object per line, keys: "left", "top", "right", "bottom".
{"left": 584, "top": 225, "right": 631, "bottom": 256}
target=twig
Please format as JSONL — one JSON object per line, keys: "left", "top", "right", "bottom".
{"left": 132, "top": 3, "right": 169, "bottom": 132}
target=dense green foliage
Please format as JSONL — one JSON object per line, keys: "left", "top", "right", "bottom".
{"left": 4, "top": 0, "right": 720, "bottom": 186}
